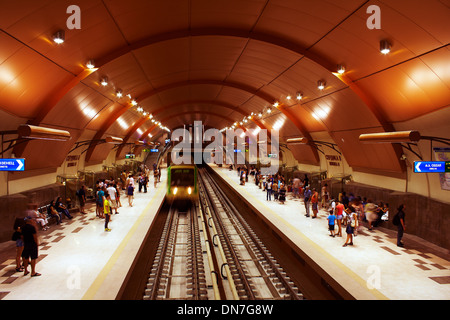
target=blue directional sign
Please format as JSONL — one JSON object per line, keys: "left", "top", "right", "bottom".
{"left": 0, "top": 158, "right": 25, "bottom": 171}
{"left": 414, "top": 161, "right": 445, "bottom": 173}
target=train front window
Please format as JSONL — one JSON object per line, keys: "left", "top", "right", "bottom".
{"left": 171, "top": 169, "right": 194, "bottom": 186}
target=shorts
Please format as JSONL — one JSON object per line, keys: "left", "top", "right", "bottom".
{"left": 336, "top": 215, "right": 343, "bottom": 220}
{"left": 22, "top": 244, "right": 38, "bottom": 260}
{"left": 346, "top": 224, "right": 354, "bottom": 234}
{"left": 16, "top": 239, "right": 24, "bottom": 247}
{"left": 328, "top": 224, "right": 335, "bottom": 231}
{"left": 110, "top": 199, "right": 117, "bottom": 208}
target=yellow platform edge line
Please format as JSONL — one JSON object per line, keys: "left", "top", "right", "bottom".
{"left": 216, "top": 169, "right": 389, "bottom": 300}
{"left": 82, "top": 186, "right": 165, "bottom": 300}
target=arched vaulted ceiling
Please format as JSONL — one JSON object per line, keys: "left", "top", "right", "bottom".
{"left": 0, "top": 0, "right": 449, "bottom": 173}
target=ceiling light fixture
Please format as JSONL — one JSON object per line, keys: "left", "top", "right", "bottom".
{"left": 105, "top": 136, "right": 123, "bottom": 144}
{"left": 17, "top": 124, "right": 71, "bottom": 141}
{"left": 53, "top": 30, "right": 65, "bottom": 44}
{"left": 359, "top": 131, "right": 421, "bottom": 143}
{"left": 86, "top": 60, "right": 95, "bottom": 69}
{"left": 296, "top": 92, "right": 303, "bottom": 100}
{"left": 317, "top": 80, "right": 326, "bottom": 90}
{"left": 337, "top": 64, "right": 346, "bottom": 74}
{"left": 116, "top": 90, "right": 123, "bottom": 98}
{"left": 286, "top": 137, "right": 308, "bottom": 144}
{"left": 100, "top": 77, "right": 108, "bottom": 86}
{"left": 380, "top": 40, "right": 391, "bottom": 55}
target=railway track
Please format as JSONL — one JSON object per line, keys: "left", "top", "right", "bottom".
{"left": 143, "top": 166, "right": 303, "bottom": 300}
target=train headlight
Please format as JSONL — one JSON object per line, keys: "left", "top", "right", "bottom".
{"left": 188, "top": 187, "right": 192, "bottom": 195}
{"left": 173, "top": 187, "right": 178, "bottom": 195}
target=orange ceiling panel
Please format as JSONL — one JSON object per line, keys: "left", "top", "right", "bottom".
{"left": 0, "top": 43, "right": 73, "bottom": 119}
{"left": 253, "top": 0, "right": 365, "bottom": 48}
{"left": 103, "top": 0, "right": 190, "bottom": 43}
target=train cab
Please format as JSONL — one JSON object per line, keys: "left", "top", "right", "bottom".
{"left": 166, "top": 164, "right": 199, "bottom": 203}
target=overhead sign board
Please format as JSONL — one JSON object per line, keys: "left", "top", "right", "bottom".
{"left": 0, "top": 158, "right": 25, "bottom": 171}
{"left": 414, "top": 161, "right": 449, "bottom": 173}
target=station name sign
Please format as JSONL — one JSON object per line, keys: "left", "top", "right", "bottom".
{"left": 414, "top": 161, "right": 450, "bottom": 173}
{"left": 0, "top": 158, "right": 25, "bottom": 171}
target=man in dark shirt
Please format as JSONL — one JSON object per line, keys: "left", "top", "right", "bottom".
{"left": 21, "top": 217, "right": 41, "bottom": 277}
{"left": 396, "top": 204, "right": 406, "bottom": 247}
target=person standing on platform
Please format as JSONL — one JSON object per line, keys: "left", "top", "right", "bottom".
{"left": 292, "top": 176, "right": 300, "bottom": 199}
{"left": 334, "top": 200, "right": 345, "bottom": 237}
{"left": 321, "top": 183, "right": 329, "bottom": 210}
{"left": 394, "top": 204, "right": 406, "bottom": 247}
{"left": 365, "top": 199, "right": 377, "bottom": 230}
{"left": 127, "top": 182, "right": 134, "bottom": 207}
{"left": 21, "top": 217, "right": 41, "bottom": 277}
{"left": 311, "top": 188, "right": 319, "bottom": 218}
{"left": 327, "top": 209, "right": 336, "bottom": 237}
{"left": 107, "top": 183, "right": 119, "bottom": 215}
{"left": 304, "top": 186, "right": 312, "bottom": 217}
{"left": 343, "top": 205, "right": 357, "bottom": 247}
{"left": 104, "top": 194, "right": 112, "bottom": 232}
{"left": 266, "top": 179, "right": 272, "bottom": 201}
{"left": 153, "top": 168, "right": 159, "bottom": 188}
{"left": 77, "top": 185, "right": 87, "bottom": 214}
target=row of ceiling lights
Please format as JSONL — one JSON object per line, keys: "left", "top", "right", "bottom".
{"left": 52, "top": 31, "right": 391, "bottom": 133}
{"left": 226, "top": 78, "right": 327, "bottom": 131}
{"left": 52, "top": 31, "right": 170, "bottom": 134}
{"left": 223, "top": 40, "right": 391, "bottom": 132}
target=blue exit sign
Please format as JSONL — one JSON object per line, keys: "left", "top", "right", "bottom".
{"left": 414, "top": 161, "right": 448, "bottom": 173}
{"left": 0, "top": 158, "right": 25, "bottom": 171}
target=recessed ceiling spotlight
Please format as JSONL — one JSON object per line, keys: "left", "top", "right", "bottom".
{"left": 100, "top": 77, "right": 108, "bottom": 86}
{"left": 86, "top": 60, "right": 95, "bottom": 69}
{"left": 116, "top": 90, "right": 123, "bottom": 98}
{"left": 273, "top": 102, "right": 279, "bottom": 108}
{"left": 53, "top": 30, "right": 65, "bottom": 44}
{"left": 286, "top": 95, "right": 291, "bottom": 100}
{"left": 380, "top": 40, "right": 391, "bottom": 55}
{"left": 296, "top": 92, "right": 303, "bottom": 100}
{"left": 317, "top": 80, "right": 326, "bottom": 90}
{"left": 337, "top": 64, "right": 346, "bottom": 74}
{"left": 131, "top": 100, "right": 137, "bottom": 106}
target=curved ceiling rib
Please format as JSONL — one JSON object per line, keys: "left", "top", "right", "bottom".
{"left": 132, "top": 79, "right": 319, "bottom": 161}
{"left": 14, "top": 28, "right": 398, "bottom": 168}
{"left": 148, "top": 100, "right": 248, "bottom": 117}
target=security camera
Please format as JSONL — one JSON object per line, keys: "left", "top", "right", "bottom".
{"left": 400, "top": 154, "right": 407, "bottom": 161}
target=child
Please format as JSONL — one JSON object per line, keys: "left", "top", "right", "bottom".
{"left": 12, "top": 225, "right": 24, "bottom": 272}
{"left": 104, "top": 194, "right": 112, "bottom": 232}
{"left": 327, "top": 209, "right": 336, "bottom": 237}
{"left": 127, "top": 182, "right": 134, "bottom": 207}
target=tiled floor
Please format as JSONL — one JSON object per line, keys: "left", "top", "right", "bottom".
{"left": 1, "top": 165, "right": 448, "bottom": 300}
{"left": 0, "top": 173, "right": 167, "bottom": 300}
{"left": 211, "top": 165, "right": 450, "bottom": 300}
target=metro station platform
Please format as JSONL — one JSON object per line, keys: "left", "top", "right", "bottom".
{"left": 0, "top": 172, "right": 167, "bottom": 300}
{"left": 210, "top": 165, "right": 450, "bottom": 300}
{"left": 1, "top": 165, "right": 449, "bottom": 300}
